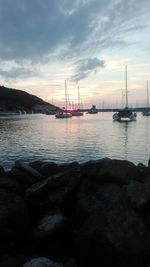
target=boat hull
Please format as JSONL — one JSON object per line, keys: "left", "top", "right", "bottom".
{"left": 55, "top": 113, "right": 72, "bottom": 119}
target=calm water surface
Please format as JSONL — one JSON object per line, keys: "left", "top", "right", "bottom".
{"left": 0, "top": 112, "right": 150, "bottom": 169}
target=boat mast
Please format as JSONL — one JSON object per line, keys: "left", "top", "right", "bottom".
{"left": 78, "top": 85, "right": 80, "bottom": 110}
{"left": 125, "top": 65, "right": 128, "bottom": 108}
{"left": 65, "top": 80, "right": 68, "bottom": 111}
{"left": 146, "top": 80, "right": 149, "bottom": 109}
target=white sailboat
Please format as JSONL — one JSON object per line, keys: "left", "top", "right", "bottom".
{"left": 55, "top": 80, "right": 72, "bottom": 119}
{"left": 113, "top": 65, "right": 137, "bottom": 122}
{"left": 142, "top": 81, "right": 150, "bottom": 116}
{"left": 71, "top": 85, "right": 84, "bottom": 116}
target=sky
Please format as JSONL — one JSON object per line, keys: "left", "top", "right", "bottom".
{"left": 0, "top": 0, "right": 150, "bottom": 109}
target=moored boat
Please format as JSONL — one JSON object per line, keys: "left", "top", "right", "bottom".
{"left": 113, "top": 65, "right": 137, "bottom": 122}
{"left": 142, "top": 81, "right": 150, "bottom": 116}
{"left": 87, "top": 105, "right": 98, "bottom": 114}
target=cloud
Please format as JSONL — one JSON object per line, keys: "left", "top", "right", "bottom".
{"left": 70, "top": 57, "right": 105, "bottom": 82}
{"left": 0, "top": 0, "right": 149, "bottom": 83}
{"left": 0, "top": 0, "right": 149, "bottom": 63}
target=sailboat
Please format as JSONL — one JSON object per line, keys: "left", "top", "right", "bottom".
{"left": 113, "top": 65, "right": 137, "bottom": 122}
{"left": 71, "top": 85, "right": 84, "bottom": 116}
{"left": 55, "top": 80, "right": 72, "bottom": 119}
{"left": 142, "top": 81, "right": 150, "bottom": 116}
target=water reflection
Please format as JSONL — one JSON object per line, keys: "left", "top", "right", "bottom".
{"left": 0, "top": 113, "right": 150, "bottom": 169}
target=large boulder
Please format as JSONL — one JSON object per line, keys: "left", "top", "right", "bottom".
{"left": 75, "top": 200, "right": 150, "bottom": 267}
{"left": 81, "top": 158, "right": 140, "bottom": 185}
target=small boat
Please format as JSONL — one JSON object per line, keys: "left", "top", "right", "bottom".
{"left": 55, "top": 111, "right": 72, "bottom": 119}
{"left": 113, "top": 65, "right": 137, "bottom": 122}
{"left": 87, "top": 105, "right": 98, "bottom": 114}
{"left": 55, "top": 80, "right": 72, "bottom": 119}
{"left": 142, "top": 81, "right": 150, "bottom": 116}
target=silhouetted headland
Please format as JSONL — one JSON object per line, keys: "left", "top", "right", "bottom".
{"left": 0, "top": 158, "right": 150, "bottom": 267}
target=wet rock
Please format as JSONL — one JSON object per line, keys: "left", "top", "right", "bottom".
{"left": 22, "top": 257, "right": 63, "bottom": 267}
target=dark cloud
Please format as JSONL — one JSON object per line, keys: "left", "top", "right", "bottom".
{"left": 0, "top": 0, "right": 149, "bottom": 62}
{"left": 70, "top": 57, "right": 105, "bottom": 82}
{"left": 0, "top": 67, "right": 37, "bottom": 80}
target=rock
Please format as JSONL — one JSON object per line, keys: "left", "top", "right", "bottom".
{"left": 81, "top": 158, "right": 140, "bottom": 185}
{"left": 39, "top": 162, "right": 60, "bottom": 177}
{"left": 0, "top": 255, "right": 27, "bottom": 267}
{"left": 29, "top": 160, "right": 45, "bottom": 172}
{"left": 0, "top": 189, "right": 30, "bottom": 254}
{"left": 25, "top": 167, "right": 81, "bottom": 218}
{"left": 8, "top": 167, "right": 37, "bottom": 187}
{"left": 22, "top": 257, "right": 63, "bottom": 267}
{"left": 0, "top": 165, "right": 5, "bottom": 177}
{"left": 15, "top": 160, "right": 44, "bottom": 180}
{"left": 75, "top": 200, "right": 150, "bottom": 267}
{"left": 0, "top": 176, "right": 21, "bottom": 194}
{"left": 76, "top": 182, "right": 122, "bottom": 226}
{"left": 123, "top": 178, "right": 150, "bottom": 210}
{"left": 33, "top": 210, "right": 68, "bottom": 240}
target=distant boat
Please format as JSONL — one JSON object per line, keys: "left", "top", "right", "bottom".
{"left": 142, "top": 81, "right": 150, "bottom": 116}
{"left": 113, "top": 65, "right": 137, "bottom": 122}
{"left": 87, "top": 105, "right": 98, "bottom": 114}
{"left": 71, "top": 86, "right": 84, "bottom": 116}
{"left": 55, "top": 80, "right": 72, "bottom": 119}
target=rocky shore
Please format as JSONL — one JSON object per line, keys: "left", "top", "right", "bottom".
{"left": 1, "top": 158, "right": 150, "bottom": 267}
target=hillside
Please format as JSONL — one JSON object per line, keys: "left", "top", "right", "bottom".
{"left": 0, "top": 86, "right": 59, "bottom": 112}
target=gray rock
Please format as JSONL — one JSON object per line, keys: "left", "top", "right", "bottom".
{"left": 22, "top": 257, "right": 63, "bottom": 267}
{"left": 33, "top": 210, "right": 67, "bottom": 240}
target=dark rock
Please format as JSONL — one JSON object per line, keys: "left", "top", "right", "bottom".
{"left": 8, "top": 167, "right": 37, "bottom": 187}
{"left": 123, "top": 177, "right": 150, "bottom": 211}
{"left": 0, "top": 176, "right": 21, "bottom": 194}
{"left": 76, "top": 182, "right": 122, "bottom": 226}
{"left": 15, "top": 161, "right": 44, "bottom": 180}
{"left": 0, "top": 189, "right": 30, "bottom": 254}
{"left": 75, "top": 200, "right": 150, "bottom": 267}
{"left": 64, "top": 258, "right": 77, "bottom": 267}
{"left": 39, "top": 162, "right": 60, "bottom": 177}
{"left": 0, "top": 165, "right": 5, "bottom": 177}
{"left": 29, "top": 160, "right": 45, "bottom": 172}
{"left": 0, "top": 255, "right": 28, "bottom": 267}
{"left": 25, "top": 167, "right": 81, "bottom": 218}
{"left": 81, "top": 158, "right": 140, "bottom": 185}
